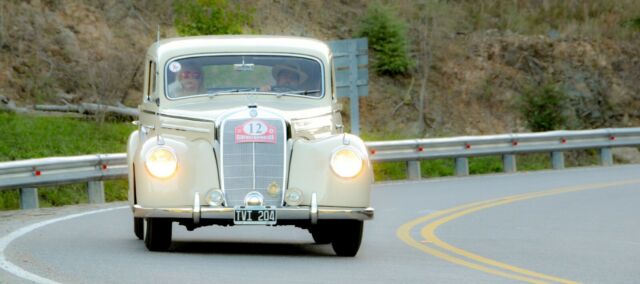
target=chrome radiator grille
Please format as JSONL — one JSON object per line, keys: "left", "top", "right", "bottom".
{"left": 221, "top": 118, "right": 286, "bottom": 206}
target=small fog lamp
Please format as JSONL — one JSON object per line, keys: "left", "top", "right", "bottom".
{"left": 206, "top": 189, "right": 225, "bottom": 206}
{"left": 284, "top": 188, "right": 303, "bottom": 206}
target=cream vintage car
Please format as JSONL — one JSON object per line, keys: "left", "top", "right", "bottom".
{"left": 127, "top": 36, "right": 374, "bottom": 256}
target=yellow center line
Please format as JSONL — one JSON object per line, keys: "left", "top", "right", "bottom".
{"left": 397, "top": 179, "right": 640, "bottom": 283}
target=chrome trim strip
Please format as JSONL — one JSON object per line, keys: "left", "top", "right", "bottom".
{"left": 133, "top": 205, "right": 374, "bottom": 221}
{"left": 161, "top": 123, "right": 211, "bottom": 133}
{"left": 141, "top": 110, "right": 216, "bottom": 123}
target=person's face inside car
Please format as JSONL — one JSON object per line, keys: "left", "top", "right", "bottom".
{"left": 179, "top": 67, "right": 202, "bottom": 94}
{"left": 276, "top": 70, "right": 300, "bottom": 88}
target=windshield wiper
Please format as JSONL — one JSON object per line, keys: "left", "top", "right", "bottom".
{"left": 207, "top": 88, "right": 259, "bottom": 96}
{"left": 277, "top": 89, "right": 321, "bottom": 97}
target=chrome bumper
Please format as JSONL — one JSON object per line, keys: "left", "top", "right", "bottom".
{"left": 133, "top": 192, "right": 373, "bottom": 225}
{"left": 132, "top": 205, "right": 374, "bottom": 224}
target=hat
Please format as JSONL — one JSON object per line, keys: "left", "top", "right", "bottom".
{"left": 271, "top": 64, "right": 308, "bottom": 84}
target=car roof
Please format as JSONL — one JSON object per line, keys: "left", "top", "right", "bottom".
{"left": 148, "top": 35, "right": 332, "bottom": 62}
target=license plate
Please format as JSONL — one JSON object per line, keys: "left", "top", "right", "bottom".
{"left": 234, "top": 207, "right": 277, "bottom": 225}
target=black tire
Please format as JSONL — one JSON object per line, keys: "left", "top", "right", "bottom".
{"left": 308, "top": 224, "right": 332, "bottom": 244}
{"left": 331, "top": 220, "right": 363, "bottom": 257}
{"left": 134, "top": 217, "right": 144, "bottom": 240}
{"left": 144, "top": 218, "right": 172, "bottom": 251}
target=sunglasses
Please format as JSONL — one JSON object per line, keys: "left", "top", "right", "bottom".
{"left": 180, "top": 71, "right": 201, "bottom": 79}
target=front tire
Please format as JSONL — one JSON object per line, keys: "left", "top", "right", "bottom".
{"left": 308, "top": 223, "right": 332, "bottom": 244}
{"left": 144, "top": 218, "right": 172, "bottom": 251}
{"left": 134, "top": 217, "right": 144, "bottom": 240}
{"left": 331, "top": 220, "right": 363, "bottom": 257}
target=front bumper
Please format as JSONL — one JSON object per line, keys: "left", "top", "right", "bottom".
{"left": 133, "top": 205, "right": 374, "bottom": 223}
{"left": 133, "top": 193, "right": 374, "bottom": 225}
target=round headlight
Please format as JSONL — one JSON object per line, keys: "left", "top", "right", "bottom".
{"left": 144, "top": 146, "right": 178, "bottom": 179}
{"left": 330, "top": 147, "right": 364, "bottom": 178}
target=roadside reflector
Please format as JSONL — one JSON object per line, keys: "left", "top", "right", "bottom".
{"left": 561, "top": 138, "right": 567, "bottom": 144}
{"left": 370, "top": 149, "right": 376, "bottom": 155}
{"left": 101, "top": 164, "right": 108, "bottom": 170}
{"left": 610, "top": 136, "right": 616, "bottom": 141}
{"left": 417, "top": 146, "right": 424, "bottom": 152}
{"left": 512, "top": 140, "right": 518, "bottom": 146}
{"left": 34, "top": 170, "right": 41, "bottom": 176}
{"left": 465, "top": 143, "right": 471, "bottom": 149}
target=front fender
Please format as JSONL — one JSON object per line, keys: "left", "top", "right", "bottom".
{"left": 127, "top": 130, "right": 139, "bottom": 206}
{"left": 288, "top": 134, "right": 373, "bottom": 207}
{"left": 133, "top": 135, "right": 220, "bottom": 207}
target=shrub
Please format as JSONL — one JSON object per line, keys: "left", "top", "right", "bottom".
{"left": 357, "top": 2, "right": 412, "bottom": 76}
{"left": 627, "top": 17, "right": 640, "bottom": 30}
{"left": 520, "top": 83, "right": 567, "bottom": 132}
{"left": 173, "top": 0, "right": 252, "bottom": 36}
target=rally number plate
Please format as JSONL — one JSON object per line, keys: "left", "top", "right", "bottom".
{"left": 234, "top": 207, "right": 277, "bottom": 225}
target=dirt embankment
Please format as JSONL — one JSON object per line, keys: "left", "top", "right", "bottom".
{"left": 1, "top": 0, "right": 639, "bottom": 136}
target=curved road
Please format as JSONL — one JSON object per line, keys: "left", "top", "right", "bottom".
{"left": 1, "top": 165, "right": 639, "bottom": 283}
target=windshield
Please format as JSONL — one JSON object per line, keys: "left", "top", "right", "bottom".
{"left": 165, "top": 55, "right": 323, "bottom": 99}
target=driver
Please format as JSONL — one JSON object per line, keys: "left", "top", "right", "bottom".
{"left": 168, "top": 62, "right": 203, "bottom": 97}
{"left": 260, "top": 63, "right": 308, "bottom": 91}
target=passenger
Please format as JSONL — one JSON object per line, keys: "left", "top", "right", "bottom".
{"left": 260, "top": 63, "right": 308, "bottom": 91}
{"left": 168, "top": 62, "right": 203, "bottom": 97}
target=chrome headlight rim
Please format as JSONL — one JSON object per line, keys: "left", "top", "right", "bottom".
{"left": 144, "top": 145, "right": 179, "bottom": 179}
{"left": 330, "top": 145, "right": 365, "bottom": 179}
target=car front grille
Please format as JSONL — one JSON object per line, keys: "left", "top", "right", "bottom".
{"left": 221, "top": 117, "right": 286, "bottom": 207}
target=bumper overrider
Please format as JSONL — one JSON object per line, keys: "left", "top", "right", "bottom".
{"left": 133, "top": 193, "right": 374, "bottom": 225}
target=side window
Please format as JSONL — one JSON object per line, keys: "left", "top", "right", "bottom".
{"left": 146, "top": 60, "right": 156, "bottom": 100}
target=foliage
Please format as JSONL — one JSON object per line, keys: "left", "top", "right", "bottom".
{"left": 357, "top": 2, "right": 412, "bottom": 76}
{"left": 520, "top": 83, "right": 568, "bottom": 132}
{"left": 627, "top": 17, "right": 640, "bottom": 30}
{"left": 173, "top": 0, "right": 252, "bottom": 36}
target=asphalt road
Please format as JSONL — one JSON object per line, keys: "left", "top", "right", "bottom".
{"left": 1, "top": 165, "right": 639, "bottom": 283}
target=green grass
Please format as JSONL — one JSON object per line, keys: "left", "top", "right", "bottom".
{"left": 0, "top": 112, "right": 135, "bottom": 210}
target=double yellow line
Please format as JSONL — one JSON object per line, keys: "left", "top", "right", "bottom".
{"left": 396, "top": 179, "right": 640, "bottom": 283}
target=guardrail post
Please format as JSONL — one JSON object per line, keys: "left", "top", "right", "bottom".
{"left": 88, "top": 181, "right": 105, "bottom": 204}
{"left": 502, "top": 154, "right": 517, "bottom": 173}
{"left": 600, "top": 147, "right": 613, "bottom": 166}
{"left": 20, "top": 188, "right": 39, "bottom": 209}
{"left": 455, "top": 157, "right": 469, "bottom": 176}
{"left": 551, "top": 151, "right": 565, "bottom": 169}
{"left": 406, "top": 160, "right": 421, "bottom": 180}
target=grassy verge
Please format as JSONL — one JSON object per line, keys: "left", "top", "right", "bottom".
{"left": 0, "top": 112, "right": 135, "bottom": 210}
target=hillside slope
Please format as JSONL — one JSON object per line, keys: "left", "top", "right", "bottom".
{"left": 1, "top": 0, "right": 638, "bottom": 136}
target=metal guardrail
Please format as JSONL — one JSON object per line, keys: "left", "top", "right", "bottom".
{"left": 1, "top": 128, "right": 639, "bottom": 209}
{"left": 0, "top": 154, "right": 127, "bottom": 209}
{"left": 367, "top": 128, "right": 640, "bottom": 179}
